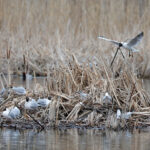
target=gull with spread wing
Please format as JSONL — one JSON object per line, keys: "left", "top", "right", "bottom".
{"left": 98, "top": 32, "right": 144, "bottom": 66}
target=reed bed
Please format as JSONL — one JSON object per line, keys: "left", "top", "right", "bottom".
{"left": 0, "top": 54, "right": 150, "bottom": 130}
{"left": 0, "top": 0, "right": 150, "bottom": 76}
{"left": 0, "top": 0, "right": 150, "bottom": 130}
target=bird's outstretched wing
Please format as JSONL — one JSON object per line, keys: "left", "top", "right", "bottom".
{"left": 98, "top": 36, "right": 120, "bottom": 46}
{"left": 130, "top": 47, "right": 139, "bottom": 52}
{"left": 127, "top": 32, "right": 144, "bottom": 47}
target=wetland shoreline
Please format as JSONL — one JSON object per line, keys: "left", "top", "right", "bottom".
{"left": 0, "top": 79, "right": 150, "bottom": 131}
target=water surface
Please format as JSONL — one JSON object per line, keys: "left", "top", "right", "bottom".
{"left": 0, "top": 128, "right": 150, "bottom": 150}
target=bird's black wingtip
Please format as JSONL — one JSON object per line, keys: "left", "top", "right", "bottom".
{"left": 137, "top": 32, "right": 144, "bottom": 37}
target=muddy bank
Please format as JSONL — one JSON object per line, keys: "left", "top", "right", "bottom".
{"left": 0, "top": 117, "right": 149, "bottom": 131}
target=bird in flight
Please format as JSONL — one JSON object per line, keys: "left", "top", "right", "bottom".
{"left": 98, "top": 32, "right": 144, "bottom": 66}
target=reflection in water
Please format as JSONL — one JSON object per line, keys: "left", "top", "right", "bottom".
{"left": 0, "top": 128, "right": 150, "bottom": 150}
{"left": 12, "top": 76, "right": 46, "bottom": 90}
{"left": 0, "top": 75, "right": 46, "bottom": 90}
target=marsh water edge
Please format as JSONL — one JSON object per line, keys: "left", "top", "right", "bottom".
{"left": 0, "top": 77, "right": 150, "bottom": 150}
{"left": 1, "top": 128, "right": 150, "bottom": 150}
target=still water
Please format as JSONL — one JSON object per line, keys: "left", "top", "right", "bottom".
{"left": 0, "top": 128, "right": 150, "bottom": 150}
{"left": 8, "top": 76, "right": 46, "bottom": 89}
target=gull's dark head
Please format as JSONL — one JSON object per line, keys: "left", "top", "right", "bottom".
{"left": 119, "top": 43, "right": 123, "bottom": 47}
{"left": 48, "top": 96, "right": 51, "bottom": 100}
{"left": 26, "top": 97, "right": 29, "bottom": 102}
{"left": 3, "top": 108, "right": 6, "bottom": 111}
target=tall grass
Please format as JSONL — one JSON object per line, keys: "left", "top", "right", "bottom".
{"left": 0, "top": 0, "right": 149, "bottom": 73}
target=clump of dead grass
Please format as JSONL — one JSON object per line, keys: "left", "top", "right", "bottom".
{"left": 0, "top": 53, "right": 149, "bottom": 130}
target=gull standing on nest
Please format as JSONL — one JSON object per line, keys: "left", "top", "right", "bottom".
{"left": 12, "top": 86, "right": 26, "bottom": 95}
{"left": 98, "top": 32, "right": 144, "bottom": 66}
{"left": 24, "top": 97, "right": 39, "bottom": 110}
{"left": 37, "top": 97, "right": 52, "bottom": 108}
{"left": 2, "top": 107, "right": 21, "bottom": 119}
{"left": 9, "top": 107, "right": 21, "bottom": 119}
{"left": 103, "top": 92, "right": 112, "bottom": 104}
{"left": 2, "top": 108, "right": 11, "bottom": 119}
{"left": 116, "top": 109, "right": 121, "bottom": 119}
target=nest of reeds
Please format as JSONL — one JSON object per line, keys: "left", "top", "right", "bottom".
{"left": 0, "top": 53, "right": 150, "bottom": 130}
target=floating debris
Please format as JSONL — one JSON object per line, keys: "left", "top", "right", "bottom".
{"left": 37, "top": 98, "right": 51, "bottom": 107}
{"left": 12, "top": 86, "right": 26, "bottom": 95}
{"left": 24, "top": 97, "right": 39, "bottom": 110}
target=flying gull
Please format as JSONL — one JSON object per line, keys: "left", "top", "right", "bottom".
{"left": 98, "top": 32, "right": 144, "bottom": 66}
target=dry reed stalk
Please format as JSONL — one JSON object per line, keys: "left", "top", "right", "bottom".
{"left": 0, "top": 95, "right": 14, "bottom": 111}
{"left": 66, "top": 102, "right": 83, "bottom": 121}
{"left": 78, "top": 110, "right": 92, "bottom": 120}
{"left": 132, "top": 112, "right": 150, "bottom": 115}
{"left": 140, "top": 107, "right": 150, "bottom": 111}
{"left": 48, "top": 101, "right": 57, "bottom": 121}
{"left": 6, "top": 48, "right": 11, "bottom": 86}
{"left": 100, "top": 56, "right": 121, "bottom": 107}
{"left": 49, "top": 91, "right": 71, "bottom": 101}
{"left": 26, "top": 112, "right": 44, "bottom": 129}
{"left": 105, "top": 113, "right": 119, "bottom": 129}
{"left": 25, "top": 58, "right": 46, "bottom": 76}
{"left": 0, "top": 0, "right": 149, "bottom": 75}
{"left": 0, "top": 75, "right": 4, "bottom": 89}
{"left": 1, "top": 73, "right": 8, "bottom": 87}
{"left": 87, "top": 111, "right": 95, "bottom": 126}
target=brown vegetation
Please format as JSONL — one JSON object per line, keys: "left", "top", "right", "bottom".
{"left": 0, "top": 0, "right": 150, "bottom": 130}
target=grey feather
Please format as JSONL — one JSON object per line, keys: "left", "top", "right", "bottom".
{"left": 127, "top": 32, "right": 144, "bottom": 47}
{"left": 98, "top": 36, "right": 120, "bottom": 46}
